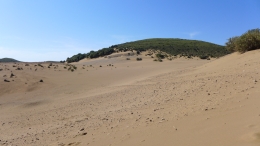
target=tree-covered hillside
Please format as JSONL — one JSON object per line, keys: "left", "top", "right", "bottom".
{"left": 66, "top": 38, "right": 230, "bottom": 63}
{"left": 0, "top": 58, "right": 20, "bottom": 62}
{"left": 116, "top": 38, "right": 229, "bottom": 57}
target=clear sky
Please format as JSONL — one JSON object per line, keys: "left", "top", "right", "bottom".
{"left": 0, "top": 0, "right": 260, "bottom": 62}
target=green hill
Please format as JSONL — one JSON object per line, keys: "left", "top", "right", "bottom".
{"left": 66, "top": 38, "right": 230, "bottom": 63}
{"left": 0, "top": 58, "right": 20, "bottom": 63}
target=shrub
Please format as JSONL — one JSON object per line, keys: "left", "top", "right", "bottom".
{"left": 38, "top": 64, "right": 43, "bottom": 67}
{"left": 156, "top": 53, "right": 165, "bottom": 59}
{"left": 136, "top": 58, "right": 142, "bottom": 61}
{"left": 126, "top": 58, "right": 130, "bottom": 60}
{"left": 225, "top": 36, "right": 239, "bottom": 52}
{"left": 226, "top": 28, "right": 260, "bottom": 53}
{"left": 199, "top": 55, "right": 209, "bottom": 59}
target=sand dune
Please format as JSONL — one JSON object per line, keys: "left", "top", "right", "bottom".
{"left": 0, "top": 51, "right": 260, "bottom": 146}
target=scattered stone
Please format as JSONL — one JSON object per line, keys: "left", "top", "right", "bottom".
{"left": 39, "top": 79, "right": 43, "bottom": 82}
{"left": 80, "top": 128, "right": 84, "bottom": 131}
{"left": 82, "top": 132, "right": 87, "bottom": 135}
{"left": 4, "top": 79, "right": 10, "bottom": 82}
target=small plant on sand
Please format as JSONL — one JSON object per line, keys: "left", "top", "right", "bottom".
{"left": 38, "top": 64, "right": 43, "bottom": 67}
{"left": 136, "top": 58, "right": 142, "bottom": 61}
{"left": 156, "top": 53, "right": 165, "bottom": 59}
{"left": 126, "top": 58, "right": 130, "bottom": 60}
{"left": 72, "top": 65, "right": 77, "bottom": 70}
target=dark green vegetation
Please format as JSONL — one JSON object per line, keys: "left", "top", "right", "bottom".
{"left": 66, "top": 38, "right": 230, "bottom": 63}
{"left": 0, "top": 58, "right": 20, "bottom": 63}
{"left": 115, "top": 38, "right": 228, "bottom": 58}
{"left": 226, "top": 28, "right": 260, "bottom": 53}
{"left": 66, "top": 48, "right": 114, "bottom": 63}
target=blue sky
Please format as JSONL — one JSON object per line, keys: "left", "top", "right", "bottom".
{"left": 0, "top": 0, "right": 260, "bottom": 62}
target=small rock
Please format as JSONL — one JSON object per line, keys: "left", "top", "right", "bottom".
{"left": 4, "top": 79, "right": 10, "bottom": 82}
{"left": 82, "top": 132, "right": 87, "bottom": 135}
{"left": 39, "top": 79, "right": 43, "bottom": 82}
{"left": 80, "top": 128, "right": 84, "bottom": 131}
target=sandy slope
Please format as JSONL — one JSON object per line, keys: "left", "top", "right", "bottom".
{"left": 0, "top": 51, "right": 259, "bottom": 146}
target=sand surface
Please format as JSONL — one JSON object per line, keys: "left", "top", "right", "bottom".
{"left": 0, "top": 51, "right": 260, "bottom": 146}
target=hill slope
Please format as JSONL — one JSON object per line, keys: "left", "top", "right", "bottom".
{"left": 115, "top": 38, "right": 228, "bottom": 57}
{"left": 66, "top": 38, "right": 230, "bottom": 63}
{"left": 0, "top": 58, "right": 20, "bottom": 62}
